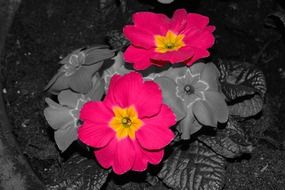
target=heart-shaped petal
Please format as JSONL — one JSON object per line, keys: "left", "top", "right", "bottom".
{"left": 192, "top": 100, "right": 217, "bottom": 127}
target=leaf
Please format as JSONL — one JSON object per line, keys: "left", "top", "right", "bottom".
{"left": 217, "top": 60, "right": 266, "bottom": 117}
{"left": 47, "top": 154, "right": 109, "bottom": 190}
{"left": 228, "top": 94, "right": 264, "bottom": 117}
{"left": 198, "top": 118, "right": 253, "bottom": 158}
{"left": 158, "top": 141, "right": 226, "bottom": 190}
{"left": 266, "top": 11, "right": 285, "bottom": 31}
{"left": 217, "top": 60, "right": 266, "bottom": 99}
{"left": 106, "top": 30, "right": 130, "bottom": 50}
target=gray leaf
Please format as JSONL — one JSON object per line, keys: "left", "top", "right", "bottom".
{"left": 228, "top": 94, "right": 263, "bottom": 117}
{"left": 158, "top": 141, "right": 226, "bottom": 190}
{"left": 47, "top": 154, "right": 109, "bottom": 190}
{"left": 217, "top": 60, "right": 266, "bottom": 117}
{"left": 198, "top": 118, "right": 253, "bottom": 158}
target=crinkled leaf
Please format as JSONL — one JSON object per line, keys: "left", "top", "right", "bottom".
{"left": 106, "top": 30, "right": 130, "bottom": 50}
{"left": 217, "top": 60, "right": 266, "bottom": 117}
{"left": 158, "top": 141, "right": 226, "bottom": 190}
{"left": 229, "top": 94, "right": 264, "bottom": 117}
{"left": 217, "top": 60, "right": 266, "bottom": 99}
{"left": 47, "top": 154, "right": 109, "bottom": 190}
{"left": 198, "top": 118, "right": 253, "bottom": 158}
{"left": 265, "top": 11, "right": 285, "bottom": 31}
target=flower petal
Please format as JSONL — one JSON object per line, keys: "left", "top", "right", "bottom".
{"left": 183, "top": 93, "right": 201, "bottom": 107}
{"left": 84, "top": 47, "right": 115, "bottom": 65}
{"left": 54, "top": 123, "right": 78, "bottom": 152}
{"left": 185, "top": 48, "right": 210, "bottom": 66}
{"left": 169, "top": 9, "right": 187, "bottom": 33}
{"left": 136, "top": 124, "right": 174, "bottom": 150}
{"left": 69, "top": 62, "right": 104, "bottom": 94}
{"left": 190, "top": 62, "right": 206, "bottom": 75}
{"left": 123, "top": 26, "right": 155, "bottom": 49}
{"left": 187, "top": 13, "right": 210, "bottom": 29}
{"left": 154, "top": 77, "right": 186, "bottom": 121}
{"left": 44, "top": 100, "right": 74, "bottom": 130}
{"left": 124, "top": 46, "right": 154, "bottom": 70}
{"left": 206, "top": 25, "right": 216, "bottom": 32}
{"left": 192, "top": 100, "right": 217, "bottom": 127}
{"left": 195, "top": 80, "right": 209, "bottom": 92}
{"left": 200, "top": 63, "right": 220, "bottom": 91}
{"left": 94, "top": 138, "right": 116, "bottom": 169}
{"left": 132, "top": 141, "right": 164, "bottom": 171}
{"left": 178, "top": 109, "right": 196, "bottom": 139}
{"left": 80, "top": 101, "right": 113, "bottom": 124}
{"left": 187, "top": 30, "right": 215, "bottom": 49}
{"left": 151, "top": 46, "right": 194, "bottom": 64}
{"left": 86, "top": 75, "right": 105, "bottom": 101}
{"left": 113, "top": 138, "right": 136, "bottom": 174}
{"left": 132, "top": 12, "right": 169, "bottom": 35}
{"left": 44, "top": 71, "right": 65, "bottom": 94}
{"left": 105, "top": 72, "right": 163, "bottom": 118}
{"left": 136, "top": 81, "right": 163, "bottom": 118}
{"left": 78, "top": 120, "right": 114, "bottom": 148}
{"left": 58, "top": 90, "right": 81, "bottom": 108}
{"left": 46, "top": 72, "right": 69, "bottom": 94}
{"left": 143, "top": 104, "right": 176, "bottom": 128}
{"left": 204, "top": 91, "right": 229, "bottom": 123}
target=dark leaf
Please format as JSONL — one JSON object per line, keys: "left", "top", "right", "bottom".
{"left": 217, "top": 60, "right": 266, "bottom": 117}
{"left": 47, "top": 154, "right": 109, "bottom": 190}
{"left": 158, "top": 141, "right": 226, "bottom": 190}
{"left": 106, "top": 30, "right": 130, "bottom": 50}
{"left": 229, "top": 94, "right": 264, "bottom": 117}
{"left": 198, "top": 118, "right": 253, "bottom": 158}
{"left": 265, "top": 11, "right": 285, "bottom": 31}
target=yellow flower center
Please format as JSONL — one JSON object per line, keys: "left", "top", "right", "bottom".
{"left": 109, "top": 105, "right": 143, "bottom": 140}
{"left": 154, "top": 31, "right": 185, "bottom": 53}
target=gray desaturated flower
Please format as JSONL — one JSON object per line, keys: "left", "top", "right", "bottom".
{"left": 155, "top": 62, "right": 229, "bottom": 139}
{"left": 44, "top": 74, "right": 105, "bottom": 151}
{"left": 44, "top": 45, "right": 115, "bottom": 94}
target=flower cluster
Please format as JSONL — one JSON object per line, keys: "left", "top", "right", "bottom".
{"left": 43, "top": 9, "right": 228, "bottom": 175}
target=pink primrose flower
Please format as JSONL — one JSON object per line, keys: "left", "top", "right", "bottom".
{"left": 123, "top": 9, "right": 215, "bottom": 70}
{"left": 78, "top": 72, "right": 176, "bottom": 174}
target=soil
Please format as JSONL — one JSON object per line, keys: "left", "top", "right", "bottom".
{"left": 1, "top": 0, "right": 285, "bottom": 189}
